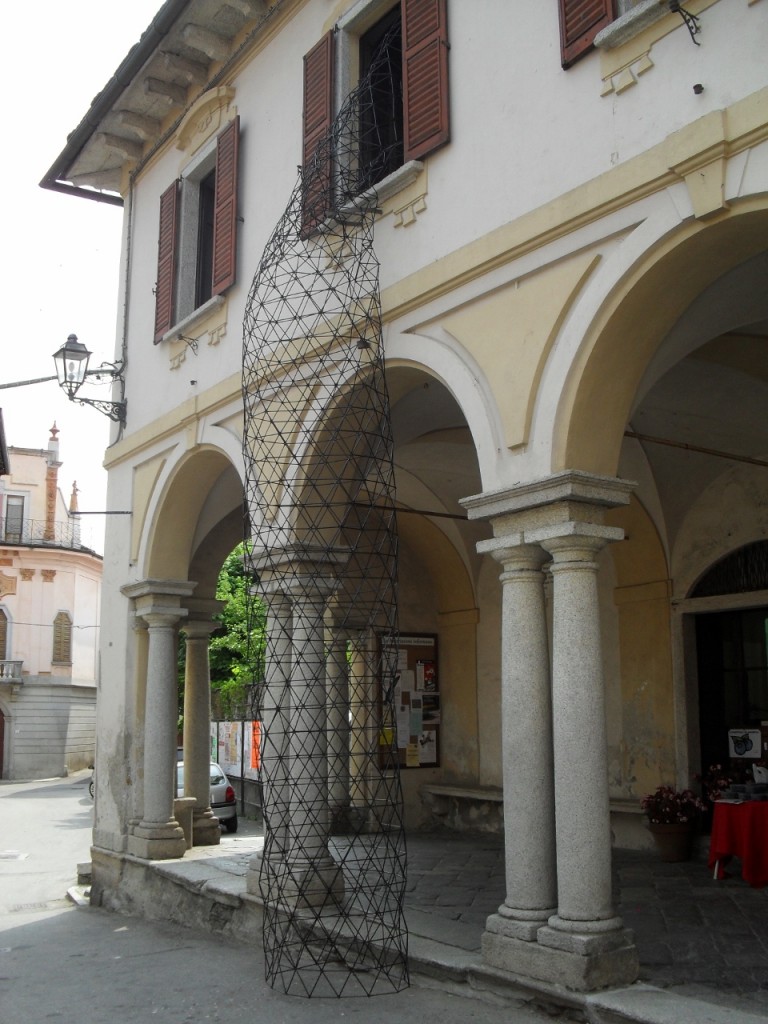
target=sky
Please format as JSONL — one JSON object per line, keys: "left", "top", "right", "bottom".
{"left": 1, "top": 2, "right": 163, "bottom": 552}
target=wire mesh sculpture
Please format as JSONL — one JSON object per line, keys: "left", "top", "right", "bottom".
{"left": 242, "top": 22, "right": 408, "bottom": 997}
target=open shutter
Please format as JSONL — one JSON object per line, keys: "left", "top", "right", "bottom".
{"left": 559, "top": 0, "right": 613, "bottom": 69}
{"left": 153, "top": 180, "right": 179, "bottom": 343}
{"left": 402, "top": 0, "right": 450, "bottom": 162}
{"left": 212, "top": 115, "right": 240, "bottom": 296}
{"left": 302, "top": 30, "right": 335, "bottom": 232}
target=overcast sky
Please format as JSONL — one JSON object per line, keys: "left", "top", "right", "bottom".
{"left": 1, "top": 2, "right": 162, "bottom": 551}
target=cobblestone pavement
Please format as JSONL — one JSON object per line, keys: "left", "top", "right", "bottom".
{"left": 403, "top": 831, "right": 768, "bottom": 1016}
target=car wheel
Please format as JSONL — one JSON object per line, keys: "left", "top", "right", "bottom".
{"left": 224, "top": 815, "right": 238, "bottom": 834}
{"left": 88, "top": 778, "right": 95, "bottom": 799}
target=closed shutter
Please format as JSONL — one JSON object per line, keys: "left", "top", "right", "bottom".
{"left": 302, "top": 30, "right": 335, "bottom": 231}
{"left": 559, "top": 0, "right": 613, "bottom": 69}
{"left": 0, "top": 609, "right": 7, "bottom": 660}
{"left": 402, "top": 0, "right": 450, "bottom": 162}
{"left": 153, "top": 180, "right": 180, "bottom": 343}
{"left": 212, "top": 116, "right": 240, "bottom": 296}
{"left": 52, "top": 612, "right": 72, "bottom": 665}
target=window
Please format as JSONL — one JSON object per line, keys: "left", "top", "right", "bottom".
{"left": 52, "top": 611, "right": 73, "bottom": 665}
{"left": 558, "top": 0, "right": 647, "bottom": 67}
{"left": 3, "top": 496, "right": 24, "bottom": 544}
{"left": 153, "top": 116, "right": 240, "bottom": 343}
{"left": 302, "top": 0, "right": 449, "bottom": 223}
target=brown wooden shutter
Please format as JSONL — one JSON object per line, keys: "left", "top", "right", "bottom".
{"left": 402, "top": 0, "right": 450, "bottom": 162}
{"left": 302, "top": 30, "right": 335, "bottom": 231}
{"left": 0, "top": 609, "right": 7, "bottom": 660}
{"left": 53, "top": 612, "right": 72, "bottom": 665}
{"left": 559, "top": 0, "right": 613, "bottom": 69}
{"left": 212, "top": 115, "right": 240, "bottom": 296}
{"left": 153, "top": 180, "right": 179, "bottom": 343}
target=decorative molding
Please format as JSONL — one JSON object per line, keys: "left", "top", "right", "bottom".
{"left": 175, "top": 87, "right": 236, "bottom": 155}
{"left": 19, "top": 568, "right": 35, "bottom": 582}
{"left": 393, "top": 195, "right": 427, "bottom": 228}
{"left": 41, "top": 569, "right": 57, "bottom": 583}
{"left": 0, "top": 571, "right": 17, "bottom": 597}
{"left": 670, "top": 136, "right": 729, "bottom": 218}
{"left": 600, "top": 51, "right": 654, "bottom": 96}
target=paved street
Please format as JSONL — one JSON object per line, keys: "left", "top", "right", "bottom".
{"left": 0, "top": 774, "right": 546, "bottom": 1024}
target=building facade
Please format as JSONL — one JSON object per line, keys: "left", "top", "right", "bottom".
{"left": 44, "top": 0, "right": 768, "bottom": 992}
{"left": 0, "top": 426, "right": 101, "bottom": 779}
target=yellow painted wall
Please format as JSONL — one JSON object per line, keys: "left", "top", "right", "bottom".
{"left": 605, "top": 497, "right": 676, "bottom": 798}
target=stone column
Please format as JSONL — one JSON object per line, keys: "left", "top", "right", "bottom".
{"left": 326, "top": 628, "right": 351, "bottom": 833}
{"left": 181, "top": 616, "right": 221, "bottom": 846}
{"left": 535, "top": 528, "right": 636, "bottom": 981}
{"left": 348, "top": 630, "right": 373, "bottom": 825}
{"left": 283, "top": 577, "right": 343, "bottom": 905}
{"left": 482, "top": 542, "right": 557, "bottom": 958}
{"left": 128, "top": 608, "right": 187, "bottom": 860}
{"left": 247, "top": 589, "right": 292, "bottom": 896}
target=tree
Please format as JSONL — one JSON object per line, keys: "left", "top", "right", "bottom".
{"left": 209, "top": 543, "right": 266, "bottom": 718}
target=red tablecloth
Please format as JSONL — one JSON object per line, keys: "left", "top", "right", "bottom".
{"left": 708, "top": 801, "right": 768, "bottom": 888}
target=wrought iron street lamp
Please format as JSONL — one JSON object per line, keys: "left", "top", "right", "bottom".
{"left": 52, "top": 334, "right": 126, "bottom": 424}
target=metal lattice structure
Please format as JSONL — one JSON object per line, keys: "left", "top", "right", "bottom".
{"left": 241, "top": 24, "right": 408, "bottom": 997}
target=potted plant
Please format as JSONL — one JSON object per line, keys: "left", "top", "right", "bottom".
{"left": 640, "top": 785, "right": 706, "bottom": 862}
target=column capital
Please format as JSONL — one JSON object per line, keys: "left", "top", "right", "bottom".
{"left": 531, "top": 522, "right": 623, "bottom": 565}
{"left": 477, "top": 536, "right": 550, "bottom": 573}
{"left": 462, "top": 471, "right": 635, "bottom": 524}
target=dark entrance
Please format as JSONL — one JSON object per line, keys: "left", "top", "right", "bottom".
{"left": 0, "top": 708, "right": 4, "bottom": 778}
{"left": 696, "top": 607, "right": 768, "bottom": 772}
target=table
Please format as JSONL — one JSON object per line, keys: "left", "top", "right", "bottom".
{"left": 708, "top": 801, "right": 768, "bottom": 888}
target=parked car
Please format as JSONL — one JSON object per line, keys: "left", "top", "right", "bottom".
{"left": 176, "top": 761, "right": 238, "bottom": 833}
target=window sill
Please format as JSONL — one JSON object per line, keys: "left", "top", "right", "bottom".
{"left": 160, "top": 294, "right": 226, "bottom": 345}
{"left": 595, "top": 0, "right": 668, "bottom": 49}
{"left": 333, "top": 160, "right": 424, "bottom": 224}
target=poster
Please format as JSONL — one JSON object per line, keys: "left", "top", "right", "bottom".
{"left": 380, "top": 633, "right": 440, "bottom": 769}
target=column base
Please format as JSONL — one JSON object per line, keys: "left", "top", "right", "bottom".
{"left": 485, "top": 904, "right": 557, "bottom": 942}
{"left": 482, "top": 928, "right": 639, "bottom": 993}
{"left": 246, "top": 852, "right": 344, "bottom": 909}
{"left": 191, "top": 809, "right": 221, "bottom": 847}
{"left": 127, "top": 820, "right": 186, "bottom": 860}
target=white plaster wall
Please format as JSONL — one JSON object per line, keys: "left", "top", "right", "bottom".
{"left": 3, "top": 682, "right": 95, "bottom": 779}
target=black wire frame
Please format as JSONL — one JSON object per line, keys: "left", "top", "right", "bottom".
{"left": 241, "top": 24, "right": 408, "bottom": 998}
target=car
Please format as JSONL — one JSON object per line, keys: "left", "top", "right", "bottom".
{"left": 176, "top": 761, "right": 238, "bottom": 833}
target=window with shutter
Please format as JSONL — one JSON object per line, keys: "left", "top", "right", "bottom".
{"left": 559, "top": 0, "right": 614, "bottom": 68}
{"left": 52, "top": 611, "right": 73, "bottom": 665}
{"left": 3, "top": 496, "right": 24, "bottom": 544}
{"left": 301, "top": 0, "right": 449, "bottom": 222}
{"left": 153, "top": 117, "right": 240, "bottom": 342}
{"left": 0, "top": 608, "right": 7, "bottom": 660}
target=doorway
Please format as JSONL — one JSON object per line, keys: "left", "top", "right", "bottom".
{"left": 696, "top": 607, "right": 768, "bottom": 772}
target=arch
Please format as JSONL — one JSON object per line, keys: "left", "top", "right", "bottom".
{"left": 144, "top": 444, "right": 244, "bottom": 586}
{"left": 544, "top": 201, "right": 768, "bottom": 476}
{"left": 386, "top": 328, "right": 507, "bottom": 491}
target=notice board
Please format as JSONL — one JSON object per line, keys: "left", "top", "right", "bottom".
{"left": 380, "top": 633, "right": 440, "bottom": 769}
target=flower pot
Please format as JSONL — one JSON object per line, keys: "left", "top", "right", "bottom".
{"left": 648, "top": 822, "right": 695, "bottom": 862}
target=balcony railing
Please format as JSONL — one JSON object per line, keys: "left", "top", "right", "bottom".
{"left": 0, "top": 660, "right": 23, "bottom": 683}
{"left": 0, "top": 518, "right": 85, "bottom": 550}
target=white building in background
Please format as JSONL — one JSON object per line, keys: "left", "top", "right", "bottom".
{"left": 42, "top": 0, "right": 768, "bottom": 995}
{"left": 0, "top": 424, "right": 101, "bottom": 779}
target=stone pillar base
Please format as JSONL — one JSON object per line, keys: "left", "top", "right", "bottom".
{"left": 482, "top": 928, "right": 639, "bottom": 993}
{"left": 486, "top": 906, "right": 556, "bottom": 942}
{"left": 245, "top": 852, "right": 344, "bottom": 909}
{"left": 127, "top": 821, "right": 186, "bottom": 861}
{"left": 191, "top": 809, "right": 221, "bottom": 847}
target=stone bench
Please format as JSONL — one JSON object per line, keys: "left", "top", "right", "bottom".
{"left": 419, "top": 784, "right": 503, "bottom": 834}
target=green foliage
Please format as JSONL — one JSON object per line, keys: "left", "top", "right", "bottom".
{"left": 177, "top": 543, "right": 266, "bottom": 721}
{"left": 209, "top": 544, "right": 266, "bottom": 718}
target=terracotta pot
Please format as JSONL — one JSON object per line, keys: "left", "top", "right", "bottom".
{"left": 648, "top": 821, "right": 695, "bottom": 862}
